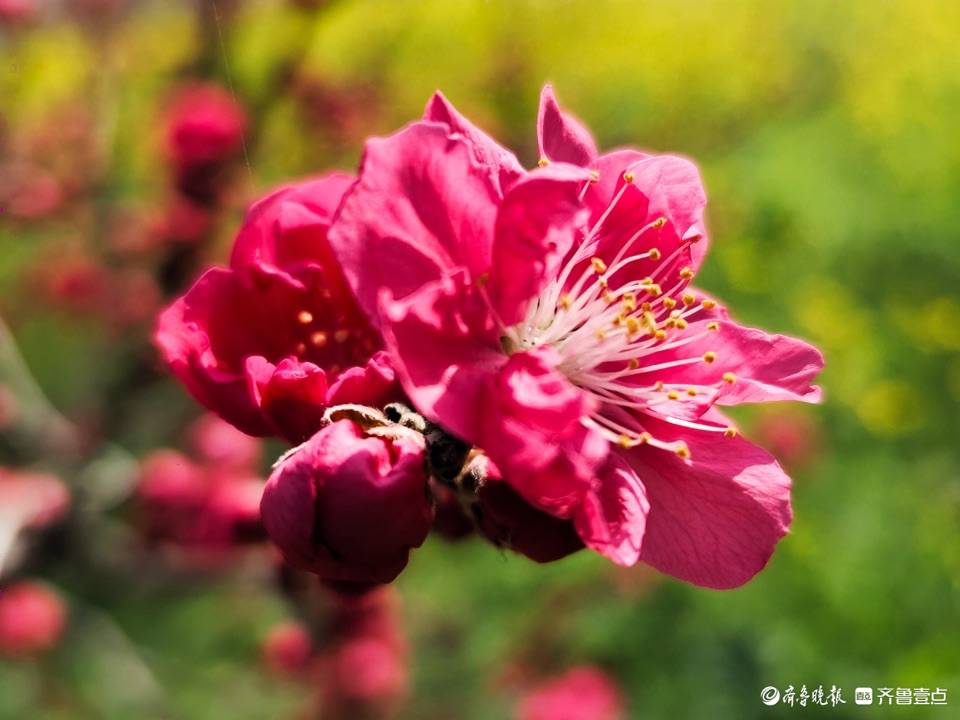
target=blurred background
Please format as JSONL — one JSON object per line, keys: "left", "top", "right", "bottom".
{"left": 1, "top": 0, "right": 958, "bottom": 718}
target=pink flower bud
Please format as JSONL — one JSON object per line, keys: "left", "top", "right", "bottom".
{"left": 163, "top": 83, "right": 246, "bottom": 199}
{"left": 518, "top": 667, "right": 625, "bottom": 720}
{"left": 260, "top": 420, "right": 432, "bottom": 585}
{"left": 188, "top": 414, "right": 261, "bottom": 472}
{"left": 261, "top": 621, "right": 313, "bottom": 676}
{"left": 0, "top": 581, "right": 67, "bottom": 658}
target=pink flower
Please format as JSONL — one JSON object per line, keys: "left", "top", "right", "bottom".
{"left": 328, "top": 87, "right": 824, "bottom": 588}
{"left": 163, "top": 83, "right": 247, "bottom": 198}
{"left": 136, "top": 449, "right": 264, "bottom": 553}
{"left": 188, "top": 413, "right": 262, "bottom": 472}
{"left": 261, "top": 621, "right": 313, "bottom": 676}
{"left": 0, "top": 581, "right": 67, "bottom": 658}
{"left": 518, "top": 666, "right": 625, "bottom": 720}
{"left": 0, "top": 0, "right": 35, "bottom": 24}
{"left": 317, "top": 587, "right": 408, "bottom": 718}
{"left": 0, "top": 468, "right": 70, "bottom": 530}
{"left": 259, "top": 420, "right": 433, "bottom": 586}
{"left": 155, "top": 175, "right": 400, "bottom": 444}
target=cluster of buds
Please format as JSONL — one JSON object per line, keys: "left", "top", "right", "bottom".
{"left": 134, "top": 414, "right": 265, "bottom": 563}
{"left": 261, "top": 586, "right": 408, "bottom": 720}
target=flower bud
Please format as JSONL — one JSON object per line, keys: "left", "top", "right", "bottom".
{"left": 260, "top": 420, "right": 432, "bottom": 586}
{"left": 518, "top": 667, "right": 625, "bottom": 720}
{"left": 0, "top": 581, "right": 67, "bottom": 658}
{"left": 261, "top": 621, "right": 313, "bottom": 676}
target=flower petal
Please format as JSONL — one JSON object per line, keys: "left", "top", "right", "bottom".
{"left": 230, "top": 173, "right": 355, "bottom": 272}
{"left": 329, "top": 123, "right": 500, "bottom": 324}
{"left": 647, "top": 319, "right": 824, "bottom": 404}
{"left": 379, "top": 269, "right": 504, "bottom": 443}
{"left": 154, "top": 268, "right": 271, "bottom": 436}
{"left": 537, "top": 84, "right": 598, "bottom": 167}
{"left": 573, "top": 453, "right": 650, "bottom": 566}
{"left": 621, "top": 416, "right": 793, "bottom": 589}
{"left": 489, "top": 164, "right": 591, "bottom": 325}
{"left": 424, "top": 91, "right": 524, "bottom": 192}
{"left": 479, "top": 348, "right": 608, "bottom": 517}
{"left": 245, "top": 356, "right": 329, "bottom": 445}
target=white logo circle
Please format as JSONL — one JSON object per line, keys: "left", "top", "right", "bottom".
{"left": 760, "top": 686, "right": 781, "bottom": 705}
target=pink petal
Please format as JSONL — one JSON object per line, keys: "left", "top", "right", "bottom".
{"left": 479, "top": 348, "right": 607, "bottom": 517}
{"left": 489, "top": 164, "right": 591, "bottom": 325}
{"left": 424, "top": 91, "right": 524, "bottom": 192}
{"left": 379, "top": 269, "right": 504, "bottom": 443}
{"left": 625, "top": 154, "right": 709, "bottom": 269}
{"left": 537, "top": 84, "right": 598, "bottom": 167}
{"left": 230, "top": 173, "right": 355, "bottom": 271}
{"left": 648, "top": 319, "right": 824, "bottom": 404}
{"left": 328, "top": 123, "right": 500, "bottom": 324}
{"left": 621, "top": 416, "right": 793, "bottom": 589}
{"left": 573, "top": 454, "right": 650, "bottom": 566}
{"left": 245, "top": 356, "right": 329, "bottom": 444}
{"left": 325, "top": 351, "right": 404, "bottom": 409}
{"left": 154, "top": 268, "right": 272, "bottom": 436}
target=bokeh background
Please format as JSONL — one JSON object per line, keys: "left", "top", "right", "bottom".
{"left": 1, "top": 0, "right": 959, "bottom": 718}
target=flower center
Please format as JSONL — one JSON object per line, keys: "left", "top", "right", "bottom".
{"left": 504, "top": 172, "right": 738, "bottom": 458}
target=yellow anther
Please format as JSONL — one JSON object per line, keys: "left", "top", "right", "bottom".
{"left": 675, "top": 443, "right": 691, "bottom": 459}
{"left": 652, "top": 217, "right": 667, "bottom": 229}
{"left": 639, "top": 431, "right": 652, "bottom": 444}
{"left": 645, "top": 283, "right": 662, "bottom": 297}
{"left": 701, "top": 299, "right": 717, "bottom": 310}
{"left": 702, "top": 351, "right": 717, "bottom": 363}
{"left": 625, "top": 316, "right": 641, "bottom": 336}
{"left": 603, "top": 291, "right": 616, "bottom": 304}
{"left": 628, "top": 358, "right": 640, "bottom": 370}
{"left": 623, "top": 171, "right": 635, "bottom": 183}
{"left": 722, "top": 372, "right": 736, "bottom": 384}
{"left": 612, "top": 313, "right": 624, "bottom": 327}
{"left": 618, "top": 434, "right": 633, "bottom": 448}
{"left": 686, "top": 387, "right": 698, "bottom": 397}
{"left": 682, "top": 293, "right": 696, "bottom": 306}
{"left": 621, "top": 292, "right": 637, "bottom": 311}
{"left": 538, "top": 157, "right": 550, "bottom": 167}
{"left": 640, "top": 302, "right": 652, "bottom": 312}
{"left": 588, "top": 169, "right": 600, "bottom": 182}
{"left": 667, "top": 390, "right": 680, "bottom": 400}
{"left": 334, "top": 329, "right": 350, "bottom": 343}
{"left": 654, "top": 329, "right": 667, "bottom": 341}
{"left": 679, "top": 266, "right": 694, "bottom": 280}
{"left": 670, "top": 310, "right": 682, "bottom": 319}
{"left": 663, "top": 297, "right": 677, "bottom": 310}
{"left": 598, "top": 278, "right": 609, "bottom": 289}
{"left": 724, "top": 427, "right": 738, "bottom": 438}
{"left": 297, "top": 310, "right": 314, "bottom": 324}
{"left": 595, "top": 329, "right": 607, "bottom": 341}
{"left": 558, "top": 293, "right": 572, "bottom": 310}
{"left": 591, "top": 257, "right": 607, "bottom": 274}
{"left": 310, "top": 331, "right": 328, "bottom": 347}
{"left": 654, "top": 381, "right": 664, "bottom": 391}
{"left": 675, "top": 318, "right": 688, "bottom": 330}
{"left": 648, "top": 248, "right": 662, "bottom": 261}
{"left": 707, "top": 321, "right": 720, "bottom": 331}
